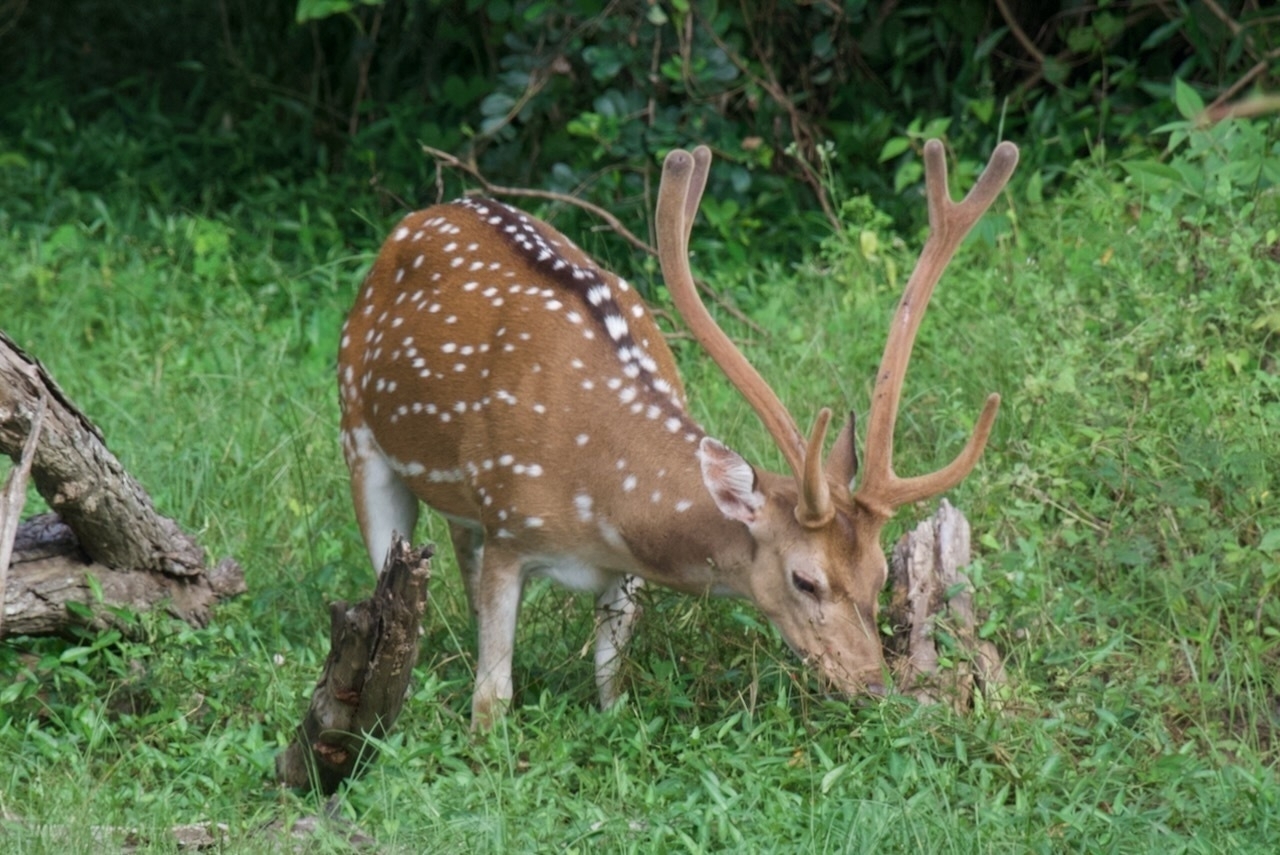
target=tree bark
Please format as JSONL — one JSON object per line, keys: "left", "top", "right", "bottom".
{"left": 885, "top": 499, "right": 1006, "bottom": 710}
{"left": 276, "top": 536, "right": 433, "bottom": 795}
{"left": 0, "top": 330, "right": 245, "bottom": 637}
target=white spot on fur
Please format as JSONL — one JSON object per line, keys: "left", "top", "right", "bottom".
{"left": 604, "top": 315, "right": 628, "bottom": 341}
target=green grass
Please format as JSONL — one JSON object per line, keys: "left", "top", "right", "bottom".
{"left": 2, "top": 110, "right": 1279, "bottom": 852}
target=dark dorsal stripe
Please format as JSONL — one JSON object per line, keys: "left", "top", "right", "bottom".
{"left": 456, "top": 197, "right": 700, "bottom": 439}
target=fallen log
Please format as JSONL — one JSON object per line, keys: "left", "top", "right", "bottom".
{"left": 276, "top": 536, "right": 433, "bottom": 795}
{"left": 0, "top": 330, "right": 245, "bottom": 637}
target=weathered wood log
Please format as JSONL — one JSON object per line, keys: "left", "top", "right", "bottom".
{"left": 0, "top": 330, "right": 245, "bottom": 637}
{"left": 276, "top": 536, "right": 433, "bottom": 795}
{"left": 3, "top": 514, "right": 245, "bottom": 636}
{"left": 885, "top": 499, "right": 1005, "bottom": 710}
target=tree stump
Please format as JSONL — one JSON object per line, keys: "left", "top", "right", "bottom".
{"left": 276, "top": 536, "right": 433, "bottom": 795}
{"left": 885, "top": 499, "right": 1005, "bottom": 710}
{"left": 0, "top": 330, "right": 245, "bottom": 637}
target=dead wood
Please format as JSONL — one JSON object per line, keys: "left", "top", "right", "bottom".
{"left": 2, "top": 514, "right": 244, "bottom": 637}
{"left": 276, "top": 535, "right": 433, "bottom": 795}
{"left": 0, "top": 385, "right": 45, "bottom": 634}
{"left": 885, "top": 499, "right": 1006, "bottom": 710}
{"left": 0, "top": 330, "right": 245, "bottom": 637}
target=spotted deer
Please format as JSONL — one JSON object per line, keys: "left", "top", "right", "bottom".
{"left": 338, "top": 139, "right": 1019, "bottom": 728}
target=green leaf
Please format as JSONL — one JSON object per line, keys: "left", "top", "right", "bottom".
{"left": 1119, "top": 159, "right": 1181, "bottom": 190}
{"left": 1173, "top": 78, "right": 1204, "bottom": 121}
{"left": 1042, "top": 56, "right": 1069, "bottom": 86}
{"left": 295, "top": 0, "right": 382, "bottom": 23}
{"left": 969, "top": 97, "right": 995, "bottom": 125}
{"left": 878, "top": 136, "right": 910, "bottom": 162}
{"left": 59, "top": 646, "right": 93, "bottom": 664}
{"left": 894, "top": 159, "right": 922, "bottom": 193}
{"left": 820, "top": 762, "right": 848, "bottom": 794}
{"left": 1259, "top": 530, "right": 1280, "bottom": 554}
{"left": 1066, "top": 25, "right": 1098, "bottom": 54}
{"left": 1141, "top": 18, "right": 1183, "bottom": 50}
{"left": 479, "top": 92, "right": 516, "bottom": 118}
{"left": 974, "top": 26, "right": 1008, "bottom": 61}
{"left": 1026, "top": 169, "right": 1044, "bottom": 205}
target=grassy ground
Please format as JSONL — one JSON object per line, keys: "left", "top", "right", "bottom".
{"left": 1, "top": 112, "right": 1279, "bottom": 852}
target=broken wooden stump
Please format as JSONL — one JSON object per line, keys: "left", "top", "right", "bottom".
{"left": 885, "top": 499, "right": 1006, "bottom": 710}
{"left": 0, "top": 330, "right": 245, "bottom": 638}
{"left": 276, "top": 536, "right": 433, "bottom": 795}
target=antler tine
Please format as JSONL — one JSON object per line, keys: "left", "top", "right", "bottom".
{"left": 799, "top": 408, "right": 835, "bottom": 527}
{"left": 656, "top": 148, "right": 817, "bottom": 505}
{"left": 854, "top": 140, "right": 1018, "bottom": 518}
{"left": 683, "top": 146, "right": 712, "bottom": 248}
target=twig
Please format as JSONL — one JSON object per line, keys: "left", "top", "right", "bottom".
{"left": 1204, "top": 91, "right": 1280, "bottom": 124}
{"left": 994, "top": 0, "right": 1045, "bottom": 64}
{"left": 475, "top": 66, "right": 554, "bottom": 143}
{"left": 347, "top": 5, "right": 384, "bottom": 137}
{"left": 422, "top": 145, "right": 654, "bottom": 254}
{"left": 0, "top": 390, "right": 48, "bottom": 636}
{"left": 421, "top": 145, "right": 766, "bottom": 335}
{"left": 1205, "top": 49, "right": 1280, "bottom": 120}
{"left": 1020, "top": 483, "right": 1109, "bottom": 533}
{"left": 698, "top": 11, "right": 841, "bottom": 230}
{"left": 1199, "top": 0, "right": 1243, "bottom": 38}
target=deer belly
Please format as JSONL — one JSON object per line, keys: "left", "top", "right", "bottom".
{"left": 523, "top": 554, "right": 618, "bottom": 593}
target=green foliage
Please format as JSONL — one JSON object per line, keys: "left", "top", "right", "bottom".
{"left": 1121, "top": 80, "right": 1280, "bottom": 226}
{"left": 4, "top": 0, "right": 1276, "bottom": 268}
{"left": 296, "top": 0, "right": 383, "bottom": 24}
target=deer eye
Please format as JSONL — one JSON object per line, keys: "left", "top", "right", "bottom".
{"left": 791, "top": 571, "right": 820, "bottom": 598}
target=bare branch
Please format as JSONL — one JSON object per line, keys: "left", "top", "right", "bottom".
{"left": 420, "top": 144, "right": 765, "bottom": 335}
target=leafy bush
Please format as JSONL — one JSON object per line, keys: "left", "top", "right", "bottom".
{"left": 3, "top": 0, "right": 1276, "bottom": 262}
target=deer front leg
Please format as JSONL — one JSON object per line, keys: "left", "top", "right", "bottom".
{"left": 471, "top": 550, "right": 524, "bottom": 731}
{"left": 594, "top": 574, "right": 644, "bottom": 709}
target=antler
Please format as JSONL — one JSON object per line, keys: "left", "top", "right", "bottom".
{"left": 853, "top": 139, "right": 1019, "bottom": 518}
{"left": 657, "top": 148, "right": 836, "bottom": 527}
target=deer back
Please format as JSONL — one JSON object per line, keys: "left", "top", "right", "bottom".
{"left": 338, "top": 197, "right": 714, "bottom": 570}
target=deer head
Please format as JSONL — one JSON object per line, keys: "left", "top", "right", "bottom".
{"left": 653, "top": 140, "right": 1017, "bottom": 695}
{"left": 338, "top": 139, "right": 1018, "bottom": 727}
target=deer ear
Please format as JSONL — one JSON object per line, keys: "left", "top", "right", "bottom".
{"left": 698, "top": 437, "right": 764, "bottom": 524}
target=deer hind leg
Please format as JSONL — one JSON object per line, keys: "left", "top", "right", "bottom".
{"left": 471, "top": 547, "right": 524, "bottom": 731}
{"left": 345, "top": 426, "right": 420, "bottom": 574}
{"left": 594, "top": 574, "right": 644, "bottom": 709}
{"left": 446, "top": 520, "right": 485, "bottom": 619}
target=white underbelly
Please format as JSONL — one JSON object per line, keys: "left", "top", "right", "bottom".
{"left": 523, "top": 554, "right": 620, "bottom": 593}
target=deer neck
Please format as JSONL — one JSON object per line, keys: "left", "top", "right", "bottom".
{"left": 584, "top": 421, "right": 760, "bottom": 598}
